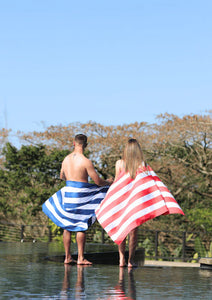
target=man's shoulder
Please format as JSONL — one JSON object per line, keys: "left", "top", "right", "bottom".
{"left": 63, "top": 153, "right": 72, "bottom": 160}
{"left": 61, "top": 153, "right": 72, "bottom": 164}
{"left": 73, "top": 153, "right": 92, "bottom": 165}
{"left": 83, "top": 156, "right": 92, "bottom": 165}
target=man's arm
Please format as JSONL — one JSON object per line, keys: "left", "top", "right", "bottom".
{"left": 60, "top": 162, "right": 66, "bottom": 180}
{"left": 86, "top": 159, "right": 112, "bottom": 186}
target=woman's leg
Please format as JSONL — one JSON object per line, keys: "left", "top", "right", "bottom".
{"left": 118, "top": 238, "right": 127, "bottom": 267}
{"left": 128, "top": 227, "right": 138, "bottom": 267}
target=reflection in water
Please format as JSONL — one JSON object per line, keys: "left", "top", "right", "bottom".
{"left": 113, "top": 267, "right": 136, "bottom": 300}
{"left": 60, "top": 264, "right": 88, "bottom": 299}
{"left": 60, "top": 265, "right": 136, "bottom": 300}
{"left": 199, "top": 269, "right": 212, "bottom": 278}
{"left": 75, "top": 266, "right": 86, "bottom": 299}
{"left": 1, "top": 243, "right": 211, "bottom": 299}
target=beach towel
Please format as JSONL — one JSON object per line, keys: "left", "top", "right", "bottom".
{"left": 95, "top": 165, "right": 184, "bottom": 245}
{"left": 42, "top": 181, "right": 109, "bottom": 231}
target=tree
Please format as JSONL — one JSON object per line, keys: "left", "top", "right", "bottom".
{"left": 0, "top": 128, "right": 10, "bottom": 167}
{"left": 15, "top": 113, "right": 212, "bottom": 232}
{"left": 19, "top": 121, "right": 151, "bottom": 177}
{"left": 0, "top": 143, "right": 69, "bottom": 224}
{"left": 147, "top": 112, "right": 212, "bottom": 231}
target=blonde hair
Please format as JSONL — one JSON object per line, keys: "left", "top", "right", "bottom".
{"left": 123, "top": 138, "right": 144, "bottom": 179}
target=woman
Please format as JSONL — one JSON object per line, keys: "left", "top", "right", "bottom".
{"left": 114, "top": 138, "right": 145, "bottom": 267}
{"left": 96, "top": 138, "right": 184, "bottom": 268}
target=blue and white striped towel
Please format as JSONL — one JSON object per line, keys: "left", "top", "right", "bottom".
{"left": 42, "top": 181, "right": 109, "bottom": 231}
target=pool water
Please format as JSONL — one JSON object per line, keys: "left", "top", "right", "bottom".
{"left": 0, "top": 242, "right": 211, "bottom": 299}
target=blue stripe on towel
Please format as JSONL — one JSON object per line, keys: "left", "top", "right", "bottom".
{"left": 42, "top": 181, "right": 109, "bottom": 231}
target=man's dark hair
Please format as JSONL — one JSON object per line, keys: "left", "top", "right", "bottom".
{"left": 75, "top": 134, "right": 88, "bottom": 148}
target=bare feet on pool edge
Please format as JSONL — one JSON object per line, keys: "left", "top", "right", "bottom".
{"left": 119, "top": 258, "right": 126, "bottom": 267}
{"left": 64, "top": 258, "right": 77, "bottom": 265}
{"left": 128, "top": 262, "right": 138, "bottom": 268}
{"left": 77, "top": 259, "right": 92, "bottom": 265}
{"left": 119, "top": 263, "right": 127, "bottom": 267}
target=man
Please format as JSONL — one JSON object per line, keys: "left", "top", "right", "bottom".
{"left": 42, "top": 134, "right": 112, "bottom": 265}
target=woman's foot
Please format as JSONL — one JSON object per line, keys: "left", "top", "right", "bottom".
{"left": 119, "top": 257, "right": 126, "bottom": 267}
{"left": 119, "top": 264, "right": 127, "bottom": 267}
{"left": 128, "top": 262, "right": 138, "bottom": 268}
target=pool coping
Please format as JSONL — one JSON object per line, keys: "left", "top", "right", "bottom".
{"left": 144, "top": 260, "right": 200, "bottom": 268}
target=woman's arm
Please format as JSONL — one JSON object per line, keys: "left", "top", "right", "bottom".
{"left": 114, "top": 159, "right": 124, "bottom": 181}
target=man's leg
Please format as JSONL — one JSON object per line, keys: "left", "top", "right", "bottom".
{"left": 76, "top": 231, "right": 92, "bottom": 265}
{"left": 118, "top": 238, "right": 127, "bottom": 267}
{"left": 128, "top": 227, "right": 138, "bottom": 268}
{"left": 63, "top": 229, "right": 76, "bottom": 264}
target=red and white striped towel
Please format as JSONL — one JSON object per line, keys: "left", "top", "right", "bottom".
{"left": 95, "top": 165, "right": 184, "bottom": 245}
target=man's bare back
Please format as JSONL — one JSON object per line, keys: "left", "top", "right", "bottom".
{"left": 60, "top": 153, "right": 90, "bottom": 182}
{"left": 60, "top": 150, "right": 111, "bottom": 186}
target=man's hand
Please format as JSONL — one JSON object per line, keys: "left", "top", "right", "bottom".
{"left": 106, "top": 177, "right": 114, "bottom": 185}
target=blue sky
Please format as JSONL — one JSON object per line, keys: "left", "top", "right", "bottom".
{"left": 0, "top": 0, "right": 211, "bottom": 142}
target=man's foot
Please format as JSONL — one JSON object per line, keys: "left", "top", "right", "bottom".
{"left": 77, "top": 258, "right": 92, "bottom": 265}
{"left": 64, "top": 258, "right": 77, "bottom": 264}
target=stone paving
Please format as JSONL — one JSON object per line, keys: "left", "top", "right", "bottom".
{"left": 144, "top": 260, "right": 200, "bottom": 268}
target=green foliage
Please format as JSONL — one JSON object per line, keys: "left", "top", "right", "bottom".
{"left": 186, "top": 208, "right": 212, "bottom": 232}
{"left": 1, "top": 113, "right": 212, "bottom": 243}
{"left": 138, "top": 238, "right": 154, "bottom": 257}
{"left": 48, "top": 220, "right": 76, "bottom": 243}
{"left": 0, "top": 142, "right": 69, "bottom": 224}
{"left": 193, "top": 238, "right": 212, "bottom": 261}
{"left": 173, "top": 233, "right": 193, "bottom": 257}
{"left": 195, "top": 237, "right": 207, "bottom": 257}
{"left": 158, "top": 243, "right": 171, "bottom": 258}
{"left": 191, "top": 252, "right": 199, "bottom": 263}
{"left": 92, "top": 230, "right": 103, "bottom": 243}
